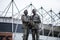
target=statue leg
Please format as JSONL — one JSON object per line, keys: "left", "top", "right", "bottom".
{"left": 32, "top": 29, "right": 35, "bottom": 40}
{"left": 36, "top": 29, "right": 39, "bottom": 40}
{"left": 23, "top": 28, "right": 29, "bottom": 40}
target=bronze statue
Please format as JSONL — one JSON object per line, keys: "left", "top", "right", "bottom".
{"left": 21, "top": 10, "right": 30, "bottom": 40}
{"left": 30, "top": 9, "right": 41, "bottom": 40}
{"left": 21, "top": 9, "right": 41, "bottom": 40}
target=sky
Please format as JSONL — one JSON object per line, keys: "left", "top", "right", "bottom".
{"left": 0, "top": 0, "right": 60, "bottom": 16}
{"left": 0, "top": 0, "right": 60, "bottom": 25}
{"left": 0, "top": 0, "right": 60, "bottom": 12}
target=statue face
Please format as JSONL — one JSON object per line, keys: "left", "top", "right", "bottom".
{"left": 32, "top": 9, "right": 36, "bottom": 15}
{"left": 24, "top": 10, "right": 28, "bottom": 15}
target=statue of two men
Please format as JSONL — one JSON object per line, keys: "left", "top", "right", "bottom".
{"left": 21, "top": 9, "right": 41, "bottom": 40}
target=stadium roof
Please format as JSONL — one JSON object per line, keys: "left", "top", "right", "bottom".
{"left": 0, "top": 0, "right": 60, "bottom": 26}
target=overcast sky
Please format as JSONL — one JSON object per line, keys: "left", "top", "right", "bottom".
{"left": 0, "top": 0, "right": 60, "bottom": 16}
{"left": 0, "top": 0, "right": 60, "bottom": 12}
